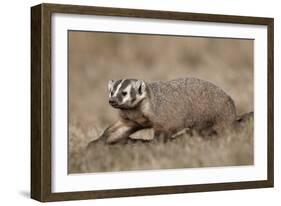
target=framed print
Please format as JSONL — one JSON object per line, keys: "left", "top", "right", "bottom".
{"left": 31, "top": 3, "right": 274, "bottom": 202}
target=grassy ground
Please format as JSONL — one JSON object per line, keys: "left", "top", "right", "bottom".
{"left": 68, "top": 32, "right": 254, "bottom": 174}
{"left": 69, "top": 121, "right": 253, "bottom": 173}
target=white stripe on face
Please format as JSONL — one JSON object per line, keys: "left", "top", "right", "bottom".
{"left": 113, "top": 79, "right": 125, "bottom": 97}
{"left": 108, "top": 80, "right": 114, "bottom": 93}
{"left": 122, "top": 85, "right": 132, "bottom": 104}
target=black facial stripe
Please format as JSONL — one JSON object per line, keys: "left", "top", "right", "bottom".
{"left": 130, "top": 86, "right": 136, "bottom": 102}
{"left": 138, "top": 85, "right": 142, "bottom": 95}
{"left": 119, "top": 79, "right": 131, "bottom": 91}
{"left": 112, "top": 80, "right": 122, "bottom": 93}
{"left": 116, "top": 93, "right": 123, "bottom": 102}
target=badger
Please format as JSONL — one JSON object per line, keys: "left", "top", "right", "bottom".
{"left": 93, "top": 78, "right": 248, "bottom": 144}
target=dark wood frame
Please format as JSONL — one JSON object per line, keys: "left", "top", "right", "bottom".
{"left": 31, "top": 3, "right": 274, "bottom": 202}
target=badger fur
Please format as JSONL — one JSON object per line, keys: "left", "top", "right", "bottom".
{"left": 93, "top": 78, "right": 250, "bottom": 144}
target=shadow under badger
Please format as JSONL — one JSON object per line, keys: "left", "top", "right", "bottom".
{"left": 89, "top": 78, "right": 252, "bottom": 145}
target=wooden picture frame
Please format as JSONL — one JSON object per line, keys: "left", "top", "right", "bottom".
{"left": 31, "top": 3, "right": 274, "bottom": 202}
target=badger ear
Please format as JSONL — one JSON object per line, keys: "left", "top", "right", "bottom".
{"left": 135, "top": 80, "right": 146, "bottom": 95}
{"left": 108, "top": 80, "right": 114, "bottom": 91}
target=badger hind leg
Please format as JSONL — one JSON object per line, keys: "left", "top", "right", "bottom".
{"left": 192, "top": 121, "right": 217, "bottom": 137}
{"left": 198, "top": 126, "right": 217, "bottom": 137}
{"left": 212, "top": 118, "right": 235, "bottom": 136}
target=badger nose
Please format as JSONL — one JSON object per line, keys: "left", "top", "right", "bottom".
{"left": 109, "top": 98, "right": 117, "bottom": 105}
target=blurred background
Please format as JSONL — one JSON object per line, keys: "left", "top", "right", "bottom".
{"left": 68, "top": 31, "right": 253, "bottom": 173}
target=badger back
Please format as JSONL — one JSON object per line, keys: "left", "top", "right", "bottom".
{"left": 147, "top": 78, "right": 236, "bottom": 126}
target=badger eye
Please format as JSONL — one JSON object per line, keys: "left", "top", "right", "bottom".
{"left": 122, "top": 91, "right": 127, "bottom": 96}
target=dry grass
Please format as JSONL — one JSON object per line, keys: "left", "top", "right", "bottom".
{"left": 70, "top": 121, "right": 253, "bottom": 173}
{"left": 68, "top": 31, "right": 254, "bottom": 174}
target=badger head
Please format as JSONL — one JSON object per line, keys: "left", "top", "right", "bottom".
{"left": 107, "top": 79, "right": 147, "bottom": 109}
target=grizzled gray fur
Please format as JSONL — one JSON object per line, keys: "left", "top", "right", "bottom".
{"left": 91, "top": 78, "right": 246, "bottom": 144}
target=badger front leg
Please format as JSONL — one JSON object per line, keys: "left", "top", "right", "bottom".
{"left": 101, "top": 120, "right": 142, "bottom": 144}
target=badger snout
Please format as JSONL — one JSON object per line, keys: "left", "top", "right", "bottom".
{"left": 109, "top": 98, "right": 116, "bottom": 104}
{"left": 109, "top": 97, "right": 119, "bottom": 106}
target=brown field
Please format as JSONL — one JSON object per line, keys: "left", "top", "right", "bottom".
{"left": 68, "top": 31, "right": 254, "bottom": 174}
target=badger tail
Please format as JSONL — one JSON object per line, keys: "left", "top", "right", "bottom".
{"left": 233, "top": 112, "right": 254, "bottom": 131}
